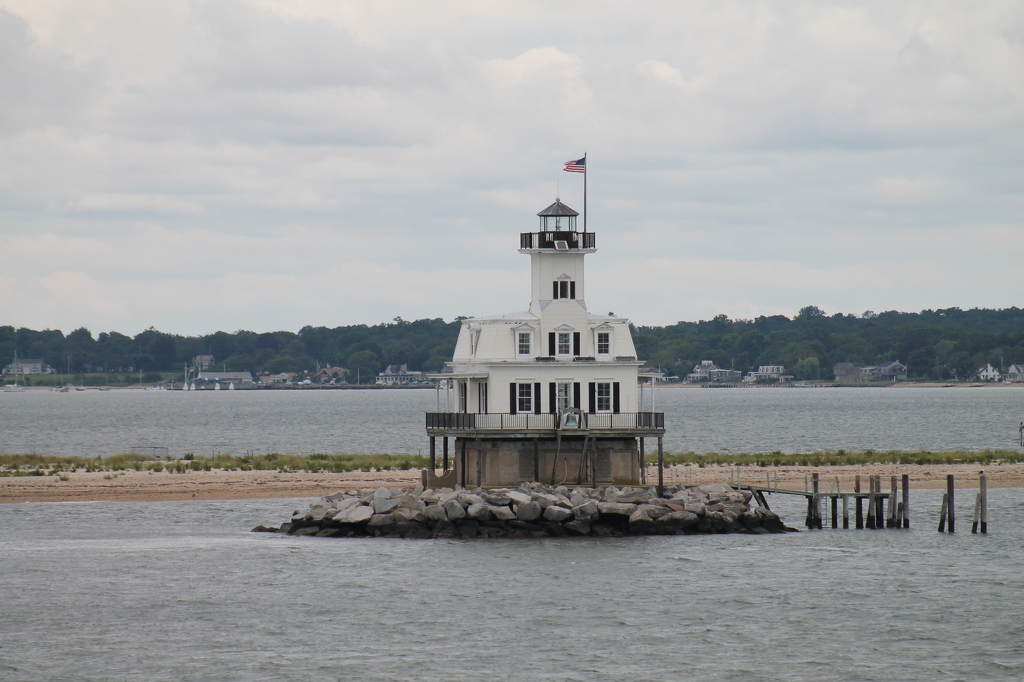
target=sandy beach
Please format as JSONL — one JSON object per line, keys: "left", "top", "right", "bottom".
{"left": 2, "top": 463, "right": 1021, "bottom": 503}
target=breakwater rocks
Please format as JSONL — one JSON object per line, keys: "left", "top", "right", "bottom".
{"left": 253, "top": 482, "right": 797, "bottom": 538}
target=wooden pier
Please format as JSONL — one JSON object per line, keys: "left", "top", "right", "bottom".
{"left": 728, "top": 469, "right": 991, "bottom": 532}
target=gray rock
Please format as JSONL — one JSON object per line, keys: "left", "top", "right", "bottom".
{"left": 531, "top": 493, "right": 560, "bottom": 509}
{"left": 484, "top": 492, "right": 511, "bottom": 506}
{"left": 516, "top": 501, "right": 542, "bottom": 521}
{"left": 573, "top": 500, "right": 599, "bottom": 521}
{"left": 431, "top": 520, "right": 457, "bottom": 538}
{"left": 457, "top": 520, "right": 480, "bottom": 538}
{"left": 439, "top": 490, "right": 460, "bottom": 504}
{"left": 325, "top": 491, "right": 345, "bottom": 503}
{"left": 367, "top": 512, "right": 397, "bottom": 527}
{"left": 489, "top": 505, "right": 516, "bottom": 521}
{"left": 421, "top": 491, "right": 440, "bottom": 505}
{"left": 638, "top": 503, "right": 670, "bottom": 520}
{"left": 373, "top": 498, "right": 400, "bottom": 514}
{"left": 569, "top": 491, "right": 588, "bottom": 507}
{"left": 601, "top": 486, "right": 621, "bottom": 502}
{"left": 458, "top": 493, "right": 484, "bottom": 507}
{"left": 615, "top": 489, "right": 654, "bottom": 504}
{"left": 597, "top": 502, "right": 635, "bottom": 516}
{"left": 506, "top": 490, "right": 532, "bottom": 505}
{"left": 564, "top": 519, "right": 591, "bottom": 535}
{"left": 345, "top": 505, "right": 374, "bottom": 524}
{"left": 336, "top": 497, "right": 360, "bottom": 512}
{"left": 397, "top": 522, "right": 431, "bottom": 539}
{"left": 543, "top": 505, "right": 574, "bottom": 523}
{"left": 425, "top": 504, "right": 447, "bottom": 522}
{"left": 411, "top": 484, "right": 424, "bottom": 496}
{"left": 655, "top": 510, "right": 699, "bottom": 533}
{"left": 397, "top": 494, "right": 426, "bottom": 512}
{"left": 467, "top": 503, "right": 492, "bottom": 522}
{"left": 443, "top": 499, "right": 467, "bottom": 521}
{"left": 373, "top": 486, "right": 392, "bottom": 499}
{"left": 628, "top": 506, "right": 656, "bottom": 533}
{"left": 293, "top": 526, "right": 320, "bottom": 536}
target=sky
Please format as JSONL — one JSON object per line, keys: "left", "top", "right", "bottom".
{"left": 0, "top": 0, "right": 1021, "bottom": 337}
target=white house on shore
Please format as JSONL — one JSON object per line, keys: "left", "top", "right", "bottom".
{"left": 970, "top": 364, "right": 1001, "bottom": 382}
{"left": 1004, "top": 364, "right": 1024, "bottom": 382}
{"left": 743, "top": 365, "right": 794, "bottom": 383}
{"left": 424, "top": 199, "right": 665, "bottom": 488}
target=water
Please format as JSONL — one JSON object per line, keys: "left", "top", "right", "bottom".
{"left": 1, "top": 490, "right": 1022, "bottom": 681}
{"left": 1, "top": 386, "right": 1022, "bottom": 457}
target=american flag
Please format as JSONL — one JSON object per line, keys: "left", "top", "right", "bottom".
{"left": 563, "top": 156, "right": 586, "bottom": 173}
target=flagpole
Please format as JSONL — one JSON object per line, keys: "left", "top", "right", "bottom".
{"left": 583, "top": 152, "right": 587, "bottom": 231}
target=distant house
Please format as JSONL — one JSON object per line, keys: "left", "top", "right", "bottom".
{"left": 376, "top": 364, "right": 428, "bottom": 385}
{"left": 259, "top": 372, "right": 296, "bottom": 385}
{"left": 861, "top": 361, "right": 907, "bottom": 382}
{"left": 686, "top": 360, "right": 741, "bottom": 383}
{"left": 193, "top": 355, "right": 215, "bottom": 370}
{"left": 1004, "top": 364, "right": 1024, "bottom": 383}
{"left": 2, "top": 358, "right": 53, "bottom": 375}
{"left": 970, "top": 364, "right": 1001, "bottom": 382}
{"left": 193, "top": 371, "right": 253, "bottom": 386}
{"left": 743, "top": 365, "right": 794, "bottom": 383}
{"left": 314, "top": 367, "right": 348, "bottom": 384}
{"left": 836, "top": 360, "right": 907, "bottom": 383}
{"left": 833, "top": 362, "right": 861, "bottom": 383}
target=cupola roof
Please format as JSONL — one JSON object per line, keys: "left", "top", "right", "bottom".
{"left": 537, "top": 199, "right": 579, "bottom": 217}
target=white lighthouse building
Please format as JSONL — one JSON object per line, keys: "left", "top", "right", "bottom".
{"left": 424, "top": 199, "right": 665, "bottom": 489}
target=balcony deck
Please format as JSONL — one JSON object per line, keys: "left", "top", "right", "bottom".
{"left": 519, "top": 231, "right": 596, "bottom": 251}
{"left": 425, "top": 412, "right": 664, "bottom": 438}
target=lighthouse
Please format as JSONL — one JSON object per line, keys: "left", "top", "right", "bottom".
{"left": 424, "top": 198, "right": 665, "bottom": 489}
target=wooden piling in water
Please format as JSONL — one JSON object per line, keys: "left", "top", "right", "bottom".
{"left": 855, "top": 475, "right": 864, "bottom": 529}
{"left": 979, "top": 470, "right": 988, "bottom": 534}
{"left": 875, "top": 476, "right": 885, "bottom": 529}
{"left": 812, "top": 473, "right": 822, "bottom": 529}
{"left": 866, "top": 476, "right": 876, "bottom": 529}
{"left": 831, "top": 495, "right": 838, "bottom": 529}
{"left": 429, "top": 436, "right": 436, "bottom": 472}
{"left": 887, "top": 475, "right": 897, "bottom": 528}
{"left": 843, "top": 494, "right": 849, "bottom": 529}
{"left": 901, "top": 474, "right": 910, "bottom": 529}
{"left": 442, "top": 437, "right": 449, "bottom": 472}
{"left": 938, "top": 492, "right": 948, "bottom": 532}
{"left": 946, "top": 474, "right": 955, "bottom": 533}
{"left": 971, "top": 492, "right": 981, "bottom": 534}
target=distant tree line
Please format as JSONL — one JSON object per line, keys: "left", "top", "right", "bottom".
{"left": 2, "top": 307, "right": 1023, "bottom": 383}
{"left": 633, "top": 306, "right": 1024, "bottom": 381}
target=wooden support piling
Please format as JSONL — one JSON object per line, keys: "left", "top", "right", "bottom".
{"left": 429, "top": 436, "right": 436, "bottom": 472}
{"left": 855, "top": 475, "right": 864, "bottom": 529}
{"left": 971, "top": 492, "right": 981, "bottom": 534}
{"left": 639, "top": 438, "right": 646, "bottom": 486}
{"left": 887, "top": 475, "right": 897, "bottom": 528}
{"left": 946, "top": 474, "right": 955, "bottom": 533}
{"left": 656, "top": 437, "right": 664, "bottom": 498}
{"left": 866, "top": 479, "right": 876, "bottom": 529}
{"left": 442, "top": 437, "right": 449, "bottom": 472}
{"left": 812, "top": 473, "right": 821, "bottom": 529}
{"left": 831, "top": 496, "right": 838, "bottom": 529}
{"left": 843, "top": 494, "right": 849, "bottom": 529}
{"left": 875, "top": 476, "right": 885, "bottom": 529}
{"left": 938, "top": 492, "right": 948, "bottom": 532}
{"left": 901, "top": 474, "right": 910, "bottom": 529}
{"left": 979, "top": 470, "right": 988, "bottom": 534}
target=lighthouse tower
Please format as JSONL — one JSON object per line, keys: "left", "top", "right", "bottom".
{"left": 424, "top": 198, "right": 664, "bottom": 488}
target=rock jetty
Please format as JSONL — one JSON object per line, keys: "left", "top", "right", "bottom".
{"left": 253, "top": 482, "right": 797, "bottom": 538}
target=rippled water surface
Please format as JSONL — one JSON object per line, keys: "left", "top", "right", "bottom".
{"left": 1, "top": 386, "right": 1022, "bottom": 457}
{"left": 1, "top": 491, "right": 1022, "bottom": 681}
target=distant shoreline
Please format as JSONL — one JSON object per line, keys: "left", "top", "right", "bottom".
{"left": 2, "top": 463, "right": 1020, "bottom": 503}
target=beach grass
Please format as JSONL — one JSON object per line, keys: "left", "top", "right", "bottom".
{"left": 1, "top": 449, "right": 1021, "bottom": 476}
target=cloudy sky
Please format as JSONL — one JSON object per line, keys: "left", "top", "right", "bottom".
{"left": 0, "top": 0, "right": 1021, "bottom": 336}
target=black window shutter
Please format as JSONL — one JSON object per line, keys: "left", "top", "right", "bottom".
{"left": 509, "top": 383, "right": 517, "bottom": 414}
{"left": 548, "top": 332, "right": 555, "bottom": 356}
{"left": 613, "top": 382, "right": 620, "bottom": 413}
{"left": 588, "top": 382, "right": 596, "bottom": 414}
{"left": 573, "top": 332, "right": 580, "bottom": 356}
{"left": 552, "top": 281, "right": 559, "bottom": 299}
{"left": 533, "top": 383, "right": 541, "bottom": 415}
{"left": 573, "top": 382, "right": 581, "bottom": 409}
{"left": 548, "top": 382, "right": 556, "bottom": 413}
{"left": 570, "top": 281, "right": 576, "bottom": 299}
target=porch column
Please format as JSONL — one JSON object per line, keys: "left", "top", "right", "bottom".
{"left": 429, "top": 436, "right": 436, "bottom": 472}
{"left": 443, "top": 437, "right": 449, "bottom": 472}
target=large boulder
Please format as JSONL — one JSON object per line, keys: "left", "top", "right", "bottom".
{"left": 616, "top": 489, "right": 654, "bottom": 504}
{"left": 425, "top": 504, "right": 447, "bottom": 522}
{"left": 373, "top": 498, "right": 400, "bottom": 515}
{"left": 489, "top": 505, "right": 516, "bottom": 521}
{"left": 443, "top": 499, "right": 467, "bottom": 521}
{"left": 467, "top": 503, "right": 493, "bottom": 522}
{"left": 516, "top": 501, "right": 542, "bottom": 521}
{"left": 597, "top": 502, "right": 635, "bottom": 517}
{"left": 573, "top": 500, "right": 599, "bottom": 521}
{"left": 506, "top": 490, "right": 532, "bottom": 505}
{"left": 543, "top": 505, "right": 574, "bottom": 523}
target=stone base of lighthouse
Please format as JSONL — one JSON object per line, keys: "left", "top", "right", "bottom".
{"left": 423, "top": 436, "right": 643, "bottom": 488}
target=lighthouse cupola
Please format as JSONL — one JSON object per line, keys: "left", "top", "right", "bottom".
{"left": 519, "top": 199, "right": 595, "bottom": 252}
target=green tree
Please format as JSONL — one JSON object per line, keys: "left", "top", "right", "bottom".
{"left": 346, "top": 350, "right": 381, "bottom": 384}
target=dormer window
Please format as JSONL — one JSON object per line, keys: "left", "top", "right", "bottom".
{"left": 552, "top": 280, "right": 576, "bottom": 300}
{"left": 597, "top": 332, "right": 610, "bottom": 356}
{"left": 557, "top": 332, "right": 571, "bottom": 356}
{"left": 517, "top": 332, "right": 531, "bottom": 357}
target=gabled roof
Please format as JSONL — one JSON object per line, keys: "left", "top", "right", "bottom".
{"left": 537, "top": 199, "right": 579, "bottom": 217}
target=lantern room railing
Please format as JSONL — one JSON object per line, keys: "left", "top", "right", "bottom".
{"left": 519, "top": 231, "right": 596, "bottom": 250}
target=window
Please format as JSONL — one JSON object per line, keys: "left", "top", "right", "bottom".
{"left": 478, "top": 382, "right": 488, "bottom": 413}
{"left": 596, "top": 382, "right": 612, "bottom": 412}
{"left": 557, "top": 332, "right": 571, "bottom": 356}
{"left": 459, "top": 382, "right": 467, "bottom": 413}
{"left": 597, "top": 331, "right": 610, "bottom": 355}
{"left": 552, "top": 280, "right": 576, "bottom": 300}
{"left": 556, "top": 382, "right": 573, "bottom": 411}
{"left": 517, "top": 332, "right": 531, "bottom": 357}
{"left": 517, "top": 383, "right": 533, "bottom": 413}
